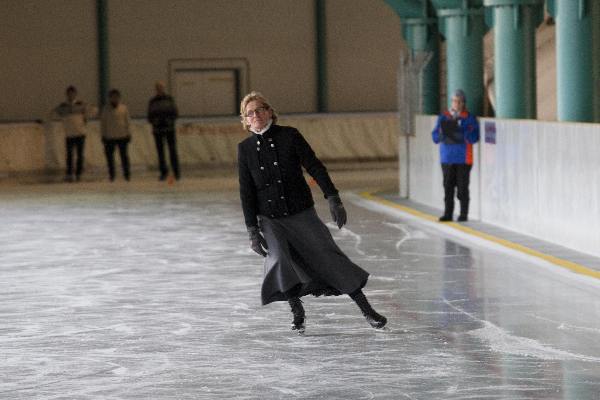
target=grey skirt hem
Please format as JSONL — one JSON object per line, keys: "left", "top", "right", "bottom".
{"left": 261, "top": 280, "right": 368, "bottom": 306}
{"left": 259, "top": 207, "right": 370, "bottom": 305}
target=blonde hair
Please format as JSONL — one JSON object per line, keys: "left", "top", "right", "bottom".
{"left": 239, "top": 91, "right": 278, "bottom": 131}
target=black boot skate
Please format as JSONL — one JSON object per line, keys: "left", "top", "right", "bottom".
{"left": 350, "top": 290, "right": 387, "bottom": 329}
{"left": 288, "top": 298, "right": 305, "bottom": 334}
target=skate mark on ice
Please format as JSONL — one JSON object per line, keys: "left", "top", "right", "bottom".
{"left": 382, "top": 222, "right": 428, "bottom": 253}
{"left": 0, "top": 366, "right": 122, "bottom": 396}
{"left": 171, "top": 322, "right": 192, "bottom": 336}
{"left": 400, "top": 251, "right": 465, "bottom": 258}
{"left": 325, "top": 223, "right": 366, "bottom": 256}
{"left": 531, "top": 314, "right": 600, "bottom": 334}
{"left": 443, "top": 298, "right": 600, "bottom": 363}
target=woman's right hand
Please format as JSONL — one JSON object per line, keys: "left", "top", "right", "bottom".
{"left": 247, "top": 226, "right": 268, "bottom": 257}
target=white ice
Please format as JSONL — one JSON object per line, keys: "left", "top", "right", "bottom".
{"left": 1, "top": 187, "right": 600, "bottom": 399}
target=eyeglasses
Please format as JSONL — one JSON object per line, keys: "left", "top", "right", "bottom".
{"left": 245, "top": 106, "right": 268, "bottom": 118}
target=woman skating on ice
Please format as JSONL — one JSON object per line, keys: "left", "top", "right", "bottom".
{"left": 237, "top": 91, "right": 387, "bottom": 334}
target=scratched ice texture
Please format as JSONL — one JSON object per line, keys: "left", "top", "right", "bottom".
{"left": 1, "top": 190, "right": 600, "bottom": 399}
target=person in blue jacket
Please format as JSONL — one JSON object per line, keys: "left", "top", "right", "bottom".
{"left": 431, "top": 89, "right": 480, "bottom": 222}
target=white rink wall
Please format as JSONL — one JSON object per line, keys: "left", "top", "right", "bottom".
{"left": 0, "top": 113, "right": 398, "bottom": 175}
{"left": 408, "top": 115, "right": 600, "bottom": 258}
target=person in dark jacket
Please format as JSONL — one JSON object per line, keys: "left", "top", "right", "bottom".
{"left": 147, "top": 81, "right": 180, "bottom": 181}
{"left": 431, "top": 89, "right": 480, "bottom": 222}
{"left": 237, "top": 91, "right": 387, "bottom": 334}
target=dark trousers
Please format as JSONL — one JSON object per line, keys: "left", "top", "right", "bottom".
{"left": 65, "top": 136, "right": 85, "bottom": 177}
{"left": 153, "top": 130, "right": 180, "bottom": 179}
{"left": 103, "top": 138, "right": 130, "bottom": 180}
{"left": 441, "top": 163, "right": 472, "bottom": 218}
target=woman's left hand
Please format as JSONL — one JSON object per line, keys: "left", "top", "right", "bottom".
{"left": 328, "top": 195, "right": 347, "bottom": 229}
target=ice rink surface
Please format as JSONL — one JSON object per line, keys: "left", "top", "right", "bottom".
{"left": 2, "top": 183, "right": 600, "bottom": 399}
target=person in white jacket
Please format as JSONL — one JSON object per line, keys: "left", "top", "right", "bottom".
{"left": 51, "top": 86, "right": 96, "bottom": 182}
{"left": 100, "top": 89, "right": 131, "bottom": 181}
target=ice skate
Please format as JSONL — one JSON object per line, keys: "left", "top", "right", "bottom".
{"left": 291, "top": 318, "right": 306, "bottom": 335}
{"left": 350, "top": 290, "right": 387, "bottom": 330}
{"left": 363, "top": 310, "right": 387, "bottom": 330}
{"left": 288, "top": 298, "right": 306, "bottom": 335}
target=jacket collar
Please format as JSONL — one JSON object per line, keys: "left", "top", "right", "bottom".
{"left": 250, "top": 119, "right": 273, "bottom": 135}
{"left": 443, "top": 109, "right": 469, "bottom": 118}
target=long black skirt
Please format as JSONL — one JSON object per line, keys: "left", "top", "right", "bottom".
{"left": 259, "top": 207, "right": 369, "bottom": 305}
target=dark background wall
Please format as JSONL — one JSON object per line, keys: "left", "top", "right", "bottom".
{"left": 0, "top": 0, "right": 404, "bottom": 121}
{"left": 1, "top": 0, "right": 99, "bottom": 121}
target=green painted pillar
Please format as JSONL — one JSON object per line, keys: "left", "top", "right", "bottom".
{"left": 401, "top": 17, "right": 441, "bottom": 114}
{"left": 484, "top": 0, "right": 543, "bottom": 119}
{"left": 384, "top": 0, "right": 440, "bottom": 114}
{"left": 315, "top": 0, "right": 327, "bottom": 112}
{"left": 96, "top": 0, "right": 109, "bottom": 107}
{"left": 421, "top": 30, "right": 441, "bottom": 115}
{"left": 437, "top": 7, "right": 485, "bottom": 116}
{"left": 552, "top": 0, "right": 595, "bottom": 122}
{"left": 593, "top": 0, "right": 600, "bottom": 121}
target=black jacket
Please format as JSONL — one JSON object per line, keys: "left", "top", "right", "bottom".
{"left": 147, "top": 94, "right": 178, "bottom": 133}
{"left": 238, "top": 124, "right": 338, "bottom": 228}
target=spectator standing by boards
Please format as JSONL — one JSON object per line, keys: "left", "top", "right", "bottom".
{"left": 431, "top": 89, "right": 480, "bottom": 222}
{"left": 50, "top": 86, "right": 95, "bottom": 182}
{"left": 100, "top": 89, "right": 132, "bottom": 182}
{"left": 147, "top": 81, "right": 180, "bottom": 181}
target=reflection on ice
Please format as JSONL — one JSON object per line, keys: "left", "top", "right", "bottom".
{"left": 444, "top": 298, "right": 600, "bottom": 363}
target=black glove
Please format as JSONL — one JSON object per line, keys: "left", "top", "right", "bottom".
{"left": 328, "top": 194, "right": 347, "bottom": 229}
{"left": 247, "top": 226, "right": 268, "bottom": 257}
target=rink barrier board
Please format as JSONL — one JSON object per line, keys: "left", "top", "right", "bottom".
{"left": 408, "top": 115, "right": 600, "bottom": 260}
{"left": 361, "top": 191, "right": 600, "bottom": 282}
{"left": 0, "top": 113, "right": 399, "bottom": 175}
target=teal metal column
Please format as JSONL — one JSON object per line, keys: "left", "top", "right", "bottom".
{"left": 421, "top": 30, "right": 440, "bottom": 114}
{"left": 550, "top": 0, "right": 595, "bottom": 122}
{"left": 96, "top": 0, "right": 109, "bottom": 106}
{"left": 593, "top": 0, "right": 600, "bottom": 121}
{"left": 402, "top": 18, "right": 441, "bottom": 114}
{"left": 384, "top": 0, "right": 440, "bottom": 114}
{"left": 484, "top": 0, "right": 543, "bottom": 119}
{"left": 315, "top": 0, "right": 327, "bottom": 112}
{"left": 436, "top": 7, "right": 485, "bottom": 116}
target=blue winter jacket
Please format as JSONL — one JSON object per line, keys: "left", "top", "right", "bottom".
{"left": 431, "top": 110, "right": 480, "bottom": 165}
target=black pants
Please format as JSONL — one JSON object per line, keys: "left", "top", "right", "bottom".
{"left": 153, "top": 130, "right": 180, "bottom": 179}
{"left": 103, "top": 138, "right": 130, "bottom": 180}
{"left": 65, "top": 136, "right": 85, "bottom": 177}
{"left": 441, "top": 163, "right": 472, "bottom": 218}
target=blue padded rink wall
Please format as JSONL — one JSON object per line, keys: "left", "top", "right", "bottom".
{"left": 2, "top": 173, "right": 600, "bottom": 400}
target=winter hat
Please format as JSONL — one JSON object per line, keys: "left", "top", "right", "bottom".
{"left": 453, "top": 89, "right": 466, "bottom": 103}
